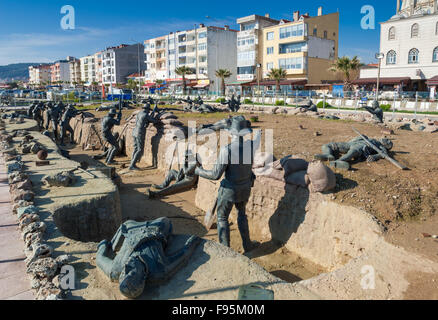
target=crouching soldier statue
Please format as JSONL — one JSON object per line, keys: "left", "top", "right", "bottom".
{"left": 194, "top": 116, "right": 260, "bottom": 253}
{"left": 314, "top": 136, "right": 393, "bottom": 170}
{"left": 96, "top": 217, "right": 201, "bottom": 299}
{"left": 101, "top": 108, "right": 122, "bottom": 164}
{"left": 148, "top": 150, "right": 199, "bottom": 199}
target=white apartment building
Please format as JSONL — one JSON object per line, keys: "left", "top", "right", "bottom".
{"left": 50, "top": 59, "right": 71, "bottom": 84}
{"left": 69, "top": 58, "right": 81, "bottom": 85}
{"left": 359, "top": 0, "right": 438, "bottom": 92}
{"left": 102, "top": 44, "right": 145, "bottom": 85}
{"left": 28, "top": 64, "right": 51, "bottom": 85}
{"left": 145, "top": 25, "right": 238, "bottom": 92}
{"left": 79, "top": 52, "right": 103, "bottom": 86}
{"left": 236, "top": 14, "right": 279, "bottom": 82}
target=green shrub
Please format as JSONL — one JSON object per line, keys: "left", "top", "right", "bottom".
{"left": 380, "top": 104, "right": 392, "bottom": 111}
{"left": 317, "top": 101, "right": 334, "bottom": 108}
{"left": 250, "top": 116, "right": 259, "bottom": 123}
{"left": 216, "top": 98, "right": 226, "bottom": 103}
{"left": 275, "top": 100, "right": 286, "bottom": 106}
{"left": 243, "top": 98, "right": 253, "bottom": 104}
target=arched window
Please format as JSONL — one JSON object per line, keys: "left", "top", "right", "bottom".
{"left": 387, "top": 50, "right": 397, "bottom": 64}
{"left": 411, "top": 23, "right": 419, "bottom": 38}
{"left": 433, "top": 47, "right": 438, "bottom": 62}
{"left": 388, "top": 27, "right": 396, "bottom": 40}
{"left": 408, "top": 48, "right": 419, "bottom": 64}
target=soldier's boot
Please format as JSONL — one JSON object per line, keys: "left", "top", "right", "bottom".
{"left": 217, "top": 221, "right": 231, "bottom": 248}
{"left": 238, "top": 214, "right": 259, "bottom": 253}
{"left": 153, "top": 174, "right": 173, "bottom": 190}
{"left": 329, "top": 160, "right": 350, "bottom": 170}
{"left": 314, "top": 154, "right": 335, "bottom": 161}
{"left": 129, "top": 151, "right": 141, "bottom": 170}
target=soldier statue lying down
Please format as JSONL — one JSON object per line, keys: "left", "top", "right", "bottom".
{"left": 314, "top": 135, "right": 393, "bottom": 170}
{"left": 96, "top": 217, "right": 201, "bottom": 299}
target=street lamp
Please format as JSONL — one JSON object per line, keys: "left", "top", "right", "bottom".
{"left": 131, "top": 38, "right": 143, "bottom": 98}
{"left": 375, "top": 52, "right": 385, "bottom": 101}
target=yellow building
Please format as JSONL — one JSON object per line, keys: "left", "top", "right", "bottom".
{"left": 261, "top": 8, "right": 340, "bottom": 87}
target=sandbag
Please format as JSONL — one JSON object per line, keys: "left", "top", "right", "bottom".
{"left": 159, "top": 112, "right": 177, "bottom": 120}
{"left": 272, "top": 155, "right": 308, "bottom": 175}
{"left": 161, "top": 118, "right": 183, "bottom": 126}
{"left": 253, "top": 152, "right": 276, "bottom": 169}
{"left": 285, "top": 170, "right": 308, "bottom": 188}
{"left": 307, "top": 161, "right": 336, "bottom": 193}
{"left": 253, "top": 164, "right": 285, "bottom": 182}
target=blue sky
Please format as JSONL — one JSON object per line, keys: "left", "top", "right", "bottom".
{"left": 0, "top": 0, "right": 398, "bottom": 65}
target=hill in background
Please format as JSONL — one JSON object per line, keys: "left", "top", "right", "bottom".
{"left": 0, "top": 63, "right": 45, "bottom": 82}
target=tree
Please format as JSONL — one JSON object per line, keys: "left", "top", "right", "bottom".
{"left": 267, "top": 68, "right": 287, "bottom": 94}
{"left": 175, "top": 66, "right": 194, "bottom": 95}
{"left": 329, "top": 56, "right": 363, "bottom": 90}
{"left": 215, "top": 69, "right": 232, "bottom": 96}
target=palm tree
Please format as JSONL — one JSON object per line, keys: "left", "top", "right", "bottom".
{"left": 175, "top": 66, "right": 194, "bottom": 95}
{"left": 267, "top": 68, "right": 287, "bottom": 94}
{"left": 329, "top": 56, "right": 363, "bottom": 90}
{"left": 215, "top": 69, "right": 232, "bottom": 96}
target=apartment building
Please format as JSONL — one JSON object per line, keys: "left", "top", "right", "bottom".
{"left": 69, "top": 58, "right": 81, "bottom": 85}
{"left": 236, "top": 14, "right": 279, "bottom": 83}
{"left": 28, "top": 64, "right": 51, "bottom": 85}
{"left": 102, "top": 44, "right": 145, "bottom": 85}
{"left": 80, "top": 52, "right": 103, "bottom": 85}
{"left": 358, "top": 0, "right": 438, "bottom": 92}
{"left": 145, "top": 25, "right": 238, "bottom": 92}
{"left": 50, "top": 58, "right": 72, "bottom": 83}
{"left": 260, "top": 7, "right": 339, "bottom": 88}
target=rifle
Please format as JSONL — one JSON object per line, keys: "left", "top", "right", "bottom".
{"left": 352, "top": 127, "right": 408, "bottom": 170}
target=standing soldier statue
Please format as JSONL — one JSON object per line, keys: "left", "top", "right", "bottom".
{"left": 32, "top": 101, "right": 44, "bottom": 130}
{"left": 129, "top": 103, "right": 158, "bottom": 170}
{"left": 101, "top": 107, "right": 122, "bottom": 164}
{"left": 194, "top": 116, "right": 260, "bottom": 253}
{"left": 59, "top": 104, "right": 82, "bottom": 146}
{"left": 47, "top": 102, "right": 64, "bottom": 141}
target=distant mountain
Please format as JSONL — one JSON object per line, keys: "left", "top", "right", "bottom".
{"left": 0, "top": 63, "right": 46, "bottom": 82}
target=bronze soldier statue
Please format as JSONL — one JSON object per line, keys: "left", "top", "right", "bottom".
{"left": 101, "top": 108, "right": 122, "bottom": 164}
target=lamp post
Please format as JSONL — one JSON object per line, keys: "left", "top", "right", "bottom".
{"left": 131, "top": 39, "right": 142, "bottom": 98}
{"left": 375, "top": 52, "right": 385, "bottom": 102}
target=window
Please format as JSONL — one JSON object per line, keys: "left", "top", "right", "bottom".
{"left": 279, "top": 24, "right": 304, "bottom": 39}
{"left": 411, "top": 23, "right": 419, "bottom": 38}
{"left": 237, "top": 51, "right": 255, "bottom": 61}
{"left": 433, "top": 47, "right": 438, "bottom": 62}
{"left": 237, "top": 66, "right": 255, "bottom": 75}
{"left": 279, "top": 42, "right": 306, "bottom": 54}
{"left": 198, "top": 32, "right": 207, "bottom": 39}
{"left": 241, "top": 23, "right": 256, "bottom": 31}
{"left": 267, "top": 47, "right": 274, "bottom": 55}
{"left": 266, "top": 62, "right": 273, "bottom": 71}
{"left": 267, "top": 32, "right": 274, "bottom": 40}
{"left": 324, "top": 31, "right": 328, "bottom": 39}
{"left": 387, "top": 50, "right": 396, "bottom": 64}
{"left": 279, "top": 57, "right": 304, "bottom": 70}
{"left": 198, "top": 43, "right": 207, "bottom": 51}
{"left": 388, "top": 27, "right": 396, "bottom": 40}
{"left": 237, "top": 36, "right": 255, "bottom": 46}
{"left": 408, "top": 48, "right": 419, "bottom": 64}
{"left": 313, "top": 28, "right": 317, "bottom": 36}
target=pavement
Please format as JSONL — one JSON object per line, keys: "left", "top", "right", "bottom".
{"left": 0, "top": 157, "right": 34, "bottom": 300}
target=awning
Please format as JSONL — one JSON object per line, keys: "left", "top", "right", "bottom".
{"left": 427, "top": 76, "right": 438, "bottom": 86}
{"left": 142, "top": 83, "right": 156, "bottom": 88}
{"left": 352, "top": 77, "right": 411, "bottom": 85}
{"left": 226, "top": 81, "right": 253, "bottom": 86}
{"left": 256, "top": 79, "right": 307, "bottom": 86}
{"left": 193, "top": 84, "right": 209, "bottom": 88}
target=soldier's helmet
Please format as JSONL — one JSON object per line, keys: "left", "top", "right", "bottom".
{"left": 380, "top": 138, "right": 393, "bottom": 150}
{"left": 371, "top": 100, "right": 380, "bottom": 109}
{"left": 143, "top": 102, "right": 151, "bottom": 110}
{"left": 108, "top": 108, "right": 117, "bottom": 116}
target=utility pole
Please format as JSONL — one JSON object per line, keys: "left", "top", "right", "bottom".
{"left": 375, "top": 52, "right": 384, "bottom": 102}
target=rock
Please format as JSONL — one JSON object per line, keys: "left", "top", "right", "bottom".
{"left": 8, "top": 171, "right": 28, "bottom": 184}
{"left": 10, "top": 179, "right": 32, "bottom": 192}
{"left": 36, "top": 281, "right": 62, "bottom": 300}
{"left": 43, "top": 171, "right": 75, "bottom": 187}
{"left": 21, "top": 144, "right": 31, "bottom": 154}
{"left": 31, "top": 278, "right": 41, "bottom": 289}
{"left": 22, "top": 221, "right": 46, "bottom": 240}
{"left": 16, "top": 205, "right": 39, "bottom": 219}
{"left": 24, "top": 232, "right": 43, "bottom": 248}
{"left": 19, "top": 213, "right": 40, "bottom": 230}
{"left": 12, "top": 190, "right": 34, "bottom": 203}
{"left": 7, "top": 161, "right": 23, "bottom": 173}
{"left": 55, "top": 254, "right": 71, "bottom": 266}
{"left": 25, "top": 243, "right": 53, "bottom": 266}
{"left": 27, "top": 257, "right": 58, "bottom": 280}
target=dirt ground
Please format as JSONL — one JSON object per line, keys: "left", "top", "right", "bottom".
{"left": 65, "top": 107, "right": 438, "bottom": 298}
